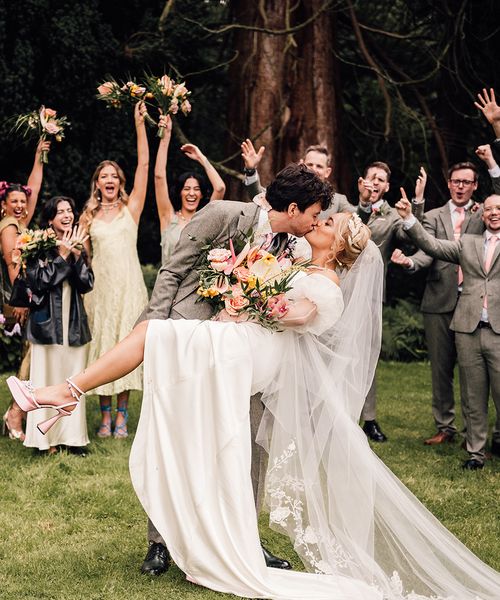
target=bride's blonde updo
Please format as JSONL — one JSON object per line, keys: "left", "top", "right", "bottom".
{"left": 329, "top": 213, "right": 371, "bottom": 270}
{"left": 80, "top": 160, "right": 129, "bottom": 229}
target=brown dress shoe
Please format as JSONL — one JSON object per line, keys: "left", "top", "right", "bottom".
{"left": 424, "top": 431, "right": 455, "bottom": 445}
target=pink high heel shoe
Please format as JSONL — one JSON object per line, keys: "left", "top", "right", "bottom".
{"left": 6, "top": 376, "right": 85, "bottom": 435}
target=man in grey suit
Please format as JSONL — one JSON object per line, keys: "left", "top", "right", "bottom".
{"left": 241, "top": 139, "right": 355, "bottom": 213}
{"left": 391, "top": 161, "right": 485, "bottom": 445}
{"left": 397, "top": 192, "right": 500, "bottom": 470}
{"left": 139, "top": 163, "right": 332, "bottom": 575}
{"left": 356, "top": 161, "right": 426, "bottom": 442}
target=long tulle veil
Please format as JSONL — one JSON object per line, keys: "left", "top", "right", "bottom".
{"left": 257, "top": 240, "right": 500, "bottom": 599}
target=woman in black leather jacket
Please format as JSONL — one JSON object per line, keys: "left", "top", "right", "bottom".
{"left": 23, "top": 196, "right": 93, "bottom": 454}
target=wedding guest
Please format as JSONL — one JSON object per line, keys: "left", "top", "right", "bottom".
{"left": 155, "top": 114, "right": 226, "bottom": 265}
{"left": 0, "top": 139, "right": 50, "bottom": 441}
{"left": 80, "top": 102, "right": 149, "bottom": 439}
{"left": 241, "top": 139, "right": 354, "bottom": 213}
{"left": 397, "top": 191, "right": 500, "bottom": 469}
{"left": 392, "top": 161, "right": 484, "bottom": 446}
{"left": 23, "top": 196, "right": 92, "bottom": 455}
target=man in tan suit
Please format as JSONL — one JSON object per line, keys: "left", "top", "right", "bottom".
{"left": 391, "top": 161, "right": 485, "bottom": 445}
{"left": 397, "top": 192, "right": 500, "bottom": 470}
{"left": 138, "top": 163, "right": 332, "bottom": 574}
{"left": 356, "top": 161, "right": 426, "bottom": 442}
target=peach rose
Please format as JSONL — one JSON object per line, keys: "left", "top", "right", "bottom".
{"left": 159, "top": 75, "right": 174, "bottom": 95}
{"left": 174, "top": 83, "right": 188, "bottom": 97}
{"left": 224, "top": 294, "right": 249, "bottom": 316}
{"left": 44, "top": 122, "right": 61, "bottom": 135}
{"left": 233, "top": 266, "right": 250, "bottom": 283}
{"left": 208, "top": 248, "right": 232, "bottom": 271}
{"left": 44, "top": 108, "right": 57, "bottom": 117}
{"left": 181, "top": 99, "right": 191, "bottom": 115}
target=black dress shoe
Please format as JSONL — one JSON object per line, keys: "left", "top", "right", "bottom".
{"left": 67, "top": 446, "right": 88, "bottom": 457}
{"left": 262, "top": 545, "right": 292, "bottom": 570}
{"left": 141, "top": 542, "right": 170, "bottom": 575}
{"left": 491, "top": 440, "right": 500, "bottom": 457}
{"left": 462, "top": 459, "right": 484, "bottom": 470}
{"left": 362, "top": 420, "right": 387, "bottom": 442}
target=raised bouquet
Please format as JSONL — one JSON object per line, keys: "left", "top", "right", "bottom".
{"left": 97, "top": 74, "right": 191, "bottom": 136}
{"left": 13, "top": 106, "right": 70, "bottom": 163}
{"left": 143, "top": 74, "right": 191, "bottom": 137}
{"left": 197, "top": 234, "right": 303, "bottom": 331}
{"left": 11, "top": 228, "right": 58, "bottom": 272}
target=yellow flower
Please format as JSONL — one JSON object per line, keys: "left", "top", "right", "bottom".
{"left": 246, "top": 275, "right": 257, "bottom": 290}
{"left": 262, "top": 253, "right": 277, "bottom": 266}
{"left": 206, "top": 288, "right": 220, "bottom": 298}
{"left": 18, "top": 232, "right": 32, "bottom": 244}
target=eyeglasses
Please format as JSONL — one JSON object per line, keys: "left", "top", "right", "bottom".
{"left": 449, "top": 179, "right": 476, "bottom": 187}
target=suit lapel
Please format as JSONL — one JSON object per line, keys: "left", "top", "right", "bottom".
{"left": 439, "top": 207, "right": 454, "bottom": 241}
{"left": 236, "top": 203, "right": 261, "bottom": 238}
{"left": 475, "top": 236, "right": 486, "bottom": 275}
{"left": 488, "top": 237, "right": 500, "bottom": 272}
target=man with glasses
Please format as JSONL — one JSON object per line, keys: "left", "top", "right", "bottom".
{"left": 392, "top": 162, "right": 485, "bottom": 447}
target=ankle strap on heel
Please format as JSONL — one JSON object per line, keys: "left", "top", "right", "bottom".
{"left": 66, "top": 378, "right": 85, "bottom": 401}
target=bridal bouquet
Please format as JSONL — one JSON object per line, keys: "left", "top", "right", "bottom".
{"left": 143, "top": 74, "right": 192, "bottom": 137}
{"left": 13, "top": 106, "right": 70, "bottom": 163}
{"left": 11, "top": 228, "right": 58, "bottom": 272}
{"left": 197, "top": 234, "right": 303, "bottom": 330}
{"left": 96, "top": 77, "right": 156, "bottom": 125}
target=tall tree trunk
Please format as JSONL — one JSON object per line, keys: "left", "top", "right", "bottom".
{"left": 226, "top": 1, "right": 343, "bottom": 200}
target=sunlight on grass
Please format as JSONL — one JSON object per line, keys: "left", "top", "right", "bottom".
{"left": 0, "top": 362, "right": 498, "bottom": 599}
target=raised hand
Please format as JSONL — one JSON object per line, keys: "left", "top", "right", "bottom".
{"left": 475, "top": 144, "right": 497, "bottom": 169}
{"left": 181, "top": 143, "right": 206, "bottom": 164}
{"left": 57, "top": 228, "right": 73, "bottom": 260}
{"left": 134, "top": 101, "right": 148, "bottom": 126}
{"left": 36, "top": 138, "right": 51, "bottom": 158}
{"left": 395, "top": 187, "right": 412, "bottom": 219}
{"left": 391, "top": 248, "right": 412, "bottom": 269}
{"left": 474, "top": 88, "right": 500, "bottom": 137}
{"left": 158, "top": 113, "right": 172, "bottom": 140}
{"left": 69, "top": 225, "right": 89, "bottom": 259}
{"left": 414, "top": 166, "right": 427, "bottom": 203}
{"left": 241, "top": 138, "right": 265, "bottom": 170}
{"left": 357, "top": 177, "right": 373, "bottom": 204}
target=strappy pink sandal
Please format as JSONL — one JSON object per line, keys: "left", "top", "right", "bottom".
{"left": 6, "top": 376, "right": 85, "bottom": 435}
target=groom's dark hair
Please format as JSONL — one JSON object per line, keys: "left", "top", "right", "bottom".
{"left": 266, "top": 163, "right": 332, "bottom": 212}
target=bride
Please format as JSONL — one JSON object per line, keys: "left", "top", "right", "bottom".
{"left": 7, "top": 213, "right": 500, "bottom": 599}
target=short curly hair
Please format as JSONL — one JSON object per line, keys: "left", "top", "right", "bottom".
{"left": 266, "top": 163, "right": 331, "bottom": 213}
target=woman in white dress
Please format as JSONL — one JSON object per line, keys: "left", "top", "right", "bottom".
{"left": 7, "top": 213, "right": 500, "bottom": 599}
{"left": 23, "top": 196, "right": 92, "bottom": 454}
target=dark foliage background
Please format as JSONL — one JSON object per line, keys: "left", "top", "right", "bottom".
{"left": 1, "top": 0, "right": 499, "bottom": 288}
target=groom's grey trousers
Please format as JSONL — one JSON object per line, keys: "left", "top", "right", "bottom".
{"left": 147, "top": 393, "right": 267, "bottom": 544}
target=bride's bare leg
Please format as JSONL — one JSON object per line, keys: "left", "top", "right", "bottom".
{"left": 33, "top": 321, "right": 149, "bottom": 407}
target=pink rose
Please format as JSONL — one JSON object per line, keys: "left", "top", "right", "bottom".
{"left": 233, "top": 266, "right": 250, "bottom": 283}
{"left": 174, "top": 83, "right": 188, "bottom": 97}
{"left": 44, "top": 108, "right": 57, "bottom": 117}
{"left": 224, "top": 294, "right": 249, "bottom": 316}
{"left": 208, "top": 248, "right": 232, "bottom": 272}
{"left": 97, "top": 82, "right": 115, "bottom": 96}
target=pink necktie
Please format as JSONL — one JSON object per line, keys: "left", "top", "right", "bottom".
{"left": 454, "top": 207, "right": 465, "bottom": 285}
{"left": 483, "top": 235, "right": 498, "bottom": 310}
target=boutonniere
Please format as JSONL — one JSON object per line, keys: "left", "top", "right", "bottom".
{"left": 372, "top": 204, "right": 388, "bottom": 217}
{"left": 470, "top": 202, "right": 481, "bottom": 214}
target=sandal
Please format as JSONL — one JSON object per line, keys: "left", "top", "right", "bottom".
{"left": 97, "top": 404, "right": 112, "bottom": 438}
{"left": 113, "top": 407, "right": 128, "bottom": 439}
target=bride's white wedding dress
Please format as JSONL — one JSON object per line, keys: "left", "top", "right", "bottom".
{"left": 129, "top": 242, "right": 500, "bottom": 600}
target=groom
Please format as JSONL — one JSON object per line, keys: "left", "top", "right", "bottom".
{"left": 137, "top": 162, "right": 332, "bottom": 575}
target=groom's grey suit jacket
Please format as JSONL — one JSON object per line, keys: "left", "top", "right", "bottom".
{"left": 138, "top": 201, "right": 261, "bottom": 323}
{"left": 406, "top": 220, "right": 500, "bottom": 334}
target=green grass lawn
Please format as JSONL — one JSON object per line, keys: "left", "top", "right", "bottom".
{"left": 0, "top": 362, "right": 499, "bottom": 600}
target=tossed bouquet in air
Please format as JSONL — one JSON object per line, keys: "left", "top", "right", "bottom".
{"left": 11, "top": 228, "right": 58, "bottom": 272}
{"left": 197, "top": 233, "right": 302, "bottom": 331}
{"left": 12, "top": 106, "right": 70, "bottom": 163}
{"left": 97, "top": 74, "right": 191, "bottom": 135}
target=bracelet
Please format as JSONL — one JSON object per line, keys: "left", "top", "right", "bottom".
{"left": 243, "top": 168, "right": 256, "bottom": 176}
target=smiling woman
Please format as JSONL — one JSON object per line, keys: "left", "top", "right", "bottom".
{"left": 79, "top": 102, "right": 149, "bottom": 440}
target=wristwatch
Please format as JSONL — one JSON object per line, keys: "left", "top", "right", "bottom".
{"left": 243, "top": 167, "right": 256, "bottom": 176}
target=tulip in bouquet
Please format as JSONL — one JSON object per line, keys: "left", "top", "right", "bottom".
{"left": 143, "top": 74, "right": 192, "bottom": 137}
{"left": 197, "top": 234, "right": 303, "bottom": 331}
{"left": 13, "top": 106, "right": 70, "bottom": 163}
